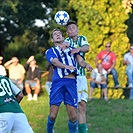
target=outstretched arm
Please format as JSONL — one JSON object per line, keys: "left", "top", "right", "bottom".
{"left": 4, "top": 59, "right": 13, "bottom": 68}
{"left": 71, "top": 45, "right": 89, "bottom": 54}
{"left": 76, "top": 55, "right": 92, "bottom": 71}
{"left": 52, "top": 58, "right": 76, "bottom": 70}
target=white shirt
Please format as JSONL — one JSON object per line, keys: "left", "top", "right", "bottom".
{"left": 0, "top": 65, "right": 7, "bottom": 76}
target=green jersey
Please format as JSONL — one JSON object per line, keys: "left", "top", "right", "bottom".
{"left": 0, "top": 75, "right": 23, "bottom": 113}
{"left": 65, "top": 35, "right": 89, "bottom": 76}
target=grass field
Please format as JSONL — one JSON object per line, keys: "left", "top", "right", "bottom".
{"left": 20, "top": 90, "right": 133, "bottom": 133}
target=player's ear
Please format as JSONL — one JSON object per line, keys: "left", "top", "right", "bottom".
{"left": 51, "top": 38, "right": 54, "bottom": 43}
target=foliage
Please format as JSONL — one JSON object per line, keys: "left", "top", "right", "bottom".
{"left": 122, "top": 0, "right": 133, "bottom": 44}
{"left": 126, "top": 13, "right": 133, "bottom": 44}
{"left": 122, "top": 0, "right": 133, "bottom": 14}
{"left": 20, "top": 90, "right": 132, "bottom": 133}
{"left": 0, "top": 0, "right": 55, "bottom": 59}
{"left": 47, "top": 0, "right": 75, "bottom": 40}
{"left": 68, "top": 0, "right": 132, "bottom": 98}
{"left": 0, "top": 0, "right": 133, "bottom": 97}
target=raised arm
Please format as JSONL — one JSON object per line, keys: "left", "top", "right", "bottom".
{"left": 4, "top": 59, "right": 13, "bottom": 68}
{"left": 71, "top": 45, "right": 89, "bottom": 54}
{"left": 76, "top": 54, "right": 92, "bottom": 71}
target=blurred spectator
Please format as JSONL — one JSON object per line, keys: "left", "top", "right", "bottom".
{"left": 0, "top": 56, "right": 7, "bottom": 76}
{"left": 45, "top": 62, "right": 53, "bottom": 95}
{"left": 89, "top": 63, "right": 108, "bottom": 101}
{"left": 24, "top": 56, "right": 41, "bottom": 101}
{"left": 4, "top": 57, "right": 25, "bottom": 91}
{"left": 95, "top": 42, "right": 120, "bottom": 88}
{"left": 123, "top": 45, "right": 133, "bottom": 99}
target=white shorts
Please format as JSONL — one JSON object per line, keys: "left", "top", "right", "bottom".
{"left": 0, "top": 113, "right": 34, "bottom": 133}
{"left": 77, "top": 76, "right": 88, "bottom": 103}
{"left": 45, "top": 81, "right": 52, "bottom": 95}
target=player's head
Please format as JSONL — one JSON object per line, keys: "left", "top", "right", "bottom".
{"left": 66, "top": 20, "right": 78, "bottom": 38}
{"left": 66, "top": 20, "right": 77, "bottom": 27}
{"left": 51, "top": 28, "right": 64, "bottom": 44}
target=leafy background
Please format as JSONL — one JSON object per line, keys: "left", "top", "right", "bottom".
{"left": 0, "top": 0, "right": 133, "bottom": 99}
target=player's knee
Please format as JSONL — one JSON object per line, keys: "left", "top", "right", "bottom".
{"left": 79, "top": 101, "right": 86, "bottom": 110}
{"left": 69, "top": 113, "right": 77, "bottom": 122}
{"left": 49, "top": 114, "right": 57, "bottom": 121}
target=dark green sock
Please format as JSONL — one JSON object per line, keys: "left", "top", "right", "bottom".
{"left": 78, "top": 123, "right": 88, "bottom": 133}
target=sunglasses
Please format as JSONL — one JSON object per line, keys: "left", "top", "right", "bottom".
{"left": 105, "top": 46, "right": 110, "bottom": 48}
{"left": 130, "top": 48, "right": 133, "bottom": 50}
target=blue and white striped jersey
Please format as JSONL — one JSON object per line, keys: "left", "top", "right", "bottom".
{"left": 45, "top": 46, "right": 79, "bottom": 81}
{"left": 65, "top": 36, "right": 89, "bottom": 76}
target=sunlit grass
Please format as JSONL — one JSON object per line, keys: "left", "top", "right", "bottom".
{"left": 20, "top": 89, "right": 133, "bottom": 133}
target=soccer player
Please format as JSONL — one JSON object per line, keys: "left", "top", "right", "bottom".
{"left": 45, "top": 28, "right": 92, "bottom": 133}
{"left": 65, "top": 20, "right": 90, "bottom": 133}
{"left": 0, "top": 75, "right": 34, "bottom": 133}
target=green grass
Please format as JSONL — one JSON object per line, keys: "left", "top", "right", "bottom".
{"left": 20, "top": 89, "right": 133, "bottom": 133}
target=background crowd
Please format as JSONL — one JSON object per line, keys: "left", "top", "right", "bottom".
{"left": 0, "top": 55, "right": 42, "bottom": 101}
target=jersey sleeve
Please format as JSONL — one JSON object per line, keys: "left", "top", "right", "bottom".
{"left": 45, "top": 48, "right": 57, "bottom": 65}
{"left": 80, "top": 36, "right": 90, "bottom": 47}
{"left": 64, "top": 38, "right": 69, "bottom": 43}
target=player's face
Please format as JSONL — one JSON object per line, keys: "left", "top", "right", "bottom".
{"left": 52, "top": 30, "right": 64, "bottom": 43}
{"left": 66, "top": 24, "right": 78, "bottom": 37}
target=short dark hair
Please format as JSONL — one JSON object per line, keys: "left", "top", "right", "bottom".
{"left": 66, "top": 20, "right": 77, "bottom": 27}
{"left": 51, "top": 28, "right": 62, "bottom": 38}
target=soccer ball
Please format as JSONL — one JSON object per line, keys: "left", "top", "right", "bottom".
{"left": 54, "top": 11, "right": 70, "bottom": 26}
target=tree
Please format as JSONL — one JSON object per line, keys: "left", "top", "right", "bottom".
{"left": 0, "top": 0, "right": 55, "bottom": 58}
{"left": 69, "top": 0, "right": 131, "bottom": 98}
{"left": 122, "top": 0, "right": 133, "bottom": 44}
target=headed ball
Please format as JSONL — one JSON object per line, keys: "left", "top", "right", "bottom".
{"left": 54, "top": 11, "right": 70, "bottom": 26}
